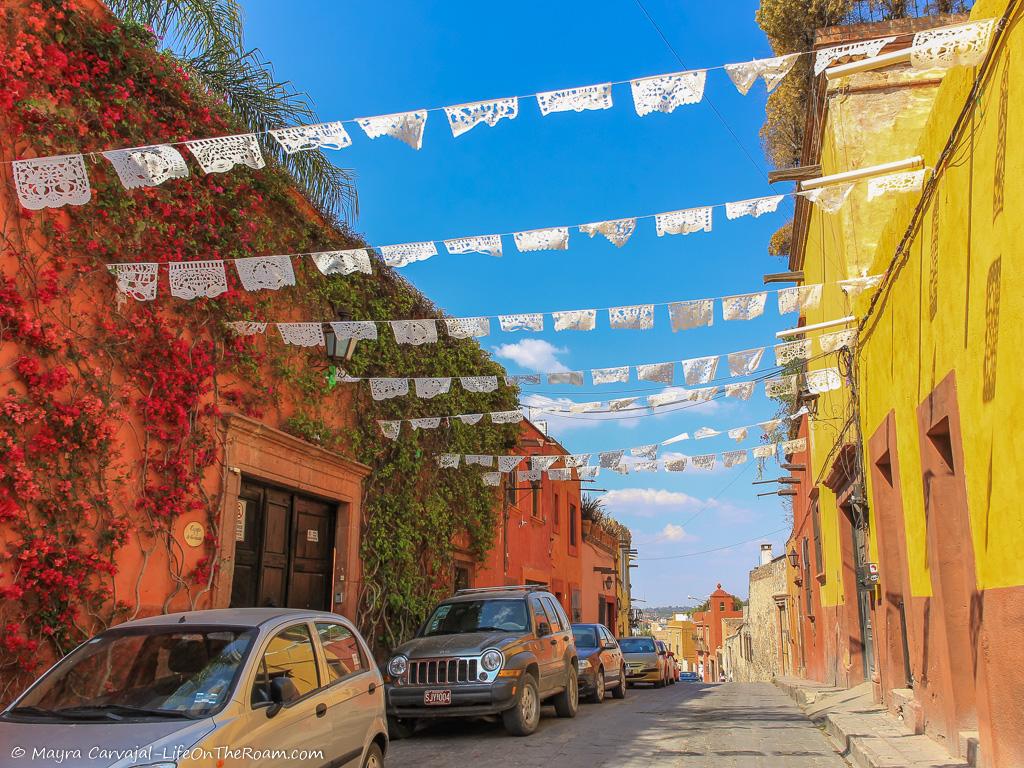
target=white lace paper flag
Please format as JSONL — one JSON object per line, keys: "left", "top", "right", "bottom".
{"left": 725, "top": 381, "right": 756, "bottom": 400}
{"left": 648, "top": 389, "right": 688, "bottom": 408}
{"left": 692, "top": 454, "right": 717, "bottom": 471}
{"left": 491, "top": 410, "right": 524, "bottom": 424}
{"left": 414, "top": 377, "right": 451, "bottom": 399}
{"left": 655, "top": 206, "right": 713, "bottom": 236}
{"left": 410, "top": 418, "right": 442, "bottom": 431}
{"left": 694, "top": 427, "right": 720, "bottom": 440}
{"left": 840, "top": 275, "right": 883, "bottom": 298}
{"left": 553, "top": 310, "right": 596, "bottom": 332}
{"left": 599, "top": 450, "right": 624, "bottom": 468}
{"left": 633, "top": 461, "right": 659, "bottom": 473}
{"left": 724, "top": 53, "right": 799, "bottom": 95}
{"left": 458, "top": 413, "right": 484, "bottom": 425}
{"left": 108, "top": 263, "right": 159, "bottom": 301}
{"left": 753, "top": 444, "right": 777, "bottom": 460}
{"left": 380, "top": 241, "right": 437, "bottom": 268}
{"left": 631, "top": 444, "right": 659, "bottom": 459}
{"left": 507, "top": 374, "right": 541, "bottom": 385}
{"left": 168, "top": 260, "right": 228, "bottom": 299}
{"left": 547, "top": 468, "right": 573, "bottom": 481}
{"left": 608, "top": 397, "right": 638, "bottom": 411}
{"left": 270, "top": 121, "right": 352, "bottom": 153}
{"left": 592, "top": 367, "right": 630, "bottom": 385}
{"left": 775, "top": 339, "right": 813, "bottom": 366}
{"left": 818, "top": 329, "right": 858, "bottom": 353}
{"left": 444, "top": 98, "right": 518, "bottom": 137}
{"left": 778, "top": 284, "right": 823, "bottom": 314}
{"left": 466, "top": 455, "right": 494, "bottom": 467}
{"left": 630, "top": 70, "right": 706, "bottom": 115}
{"left": 445, "top": 317, "right": 490, "bottom": 339}
{"left": 312, "top": 249, "right": 372, "bottom": 276}
{"left": 664, "top": 457, "right": 687, "bottom": 472}
{"left": 669, "top": 300, "right": 714, "bottom": 331}
{"left": 610, "top": 463, "right": 629, "bottom": 475}
{"left": 185, "top": 134, "right": 264, "bottom": 174}
{"left": 226, "top": 321, "right": 267, "bottom": 336}
{"left": 103, "top": 145, "right": 188, "bottom": 189}
{"left": 723, "top": 450, "right": 748, "bottom": 468}
{"left": 692, "top": 386, "right": 718, "bottom": 403}
{"left": 356, "top": 111, "right": 428, "bottom": 150}
{"left": 805, "top": 368, "right": 843, "bottom": 394}
{"left": 722, "top": 292, "right": 767, "bottom": 321}
{"left": 13, "top": 155, "right": 91, "bottom": 210}
{"left": 725, "top": 194, "right": 785, "bottom": 220}
{"left": 536, "top": 83, "right": 613, "bottom": 115}
{"left": 609, "top": 305, "right": 655, "bottom": 330}
{"left": 499, "top": 314, "right": 544, "bottom": 332}
{"left": 482, "top": 472, "right": 501, "bottom": 487}
{"left": 390, "top": 319, "right": 438, "bottom": 345}
{"left": 379, "top": 421, "right": 401, "bottom": 440}
{"left": 531, "top": 455, "right": 559, "bottom": 472}
{"left": 779, "top": 438, "right": 807, "bottom": 456}
{"left": 579, "top": 218, "right": 637, "bottom": 247}
{"left": 234, "top": 255, "right": 296, "bottom": 292}
{"left": 370, "top": 378, "right": 409, "bottom": 401}
{"left": 578, "top": 466, "right": 599, "bottom": 480}
{"left": 497, "top": 456, "right": 522, "bottom": 473}
{"left": 867, "top": 170, "right": 926, "bottom": 202}
{"left": 517, "top": 469, "right": 542, "bottom": 483}
{"left": 437, "top": 454, "right": 460, "bottom": 469}
{"left": 444, "top": 235, "right": 503, "bottom": 258}
{"left": 802, "top": 183, "right": 854, "bottom": 214}
{"left": 765, "top": 375, "right": 798, "bottom": 398}
{"left": 727, "top": 348, "right": 764, "bottom": 376}
{"left": 563, "top": 454, "right": 591, "bottom": 468}
{"left": 814, "top": 37, "right": 895, "bottom": 75}
{"left": 682, "top": 356, "right": 719, "bottom": 386}
{"left": 460, "top": 376, "right": 498, "bottom": 393}
{"left": 637, "top": 362, "right": 675, "bottom": 384}
{"left": 277, "top": 323, "right": 325, "bottom": 347}
{"left": 663, "top": 432, "right": 689, "bottom": 446}
{"left": 728, "top": 427, "right": 749, "bottom": 442}
{"left": 548, "top": 371, "right": 584, "bottom": 386}
{"left": 911, "top": 20, "right": 995, "bottom": 70}
{"left": 569, "top": 401, "right": 602, "bottom": 413}
{"left": 330, "top": 321, "right": 377, "bottom": 341}
{"left": 513, "top": 227, "right": 569, "bottom": 253}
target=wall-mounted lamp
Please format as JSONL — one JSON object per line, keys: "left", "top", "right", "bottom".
{"left": 788, "top": 549, "right": 800, "bottom": 569}
{"left": 324, "top": 308, "right": 357, "bottom": 363}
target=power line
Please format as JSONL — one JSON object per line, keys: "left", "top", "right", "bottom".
{"left": 638, "top": 526, "right": 788, "bottom": 561}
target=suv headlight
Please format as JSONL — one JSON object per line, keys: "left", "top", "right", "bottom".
{"left": 388, "top": 655, "right": 408, "bottom": 677}
{"left": 578, "top": 659, "right": 591, "bottom": 670}
{"left": 480, "top": 649, "right": 503, "bottom": 672}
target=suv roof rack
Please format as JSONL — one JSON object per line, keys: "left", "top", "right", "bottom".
{"left": 454, "top": 584, "right": 548, "bottom": 595}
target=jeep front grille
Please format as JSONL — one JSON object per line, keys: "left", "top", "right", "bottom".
{"left": 405, "top": 657, "right": 479, "bottom": 685}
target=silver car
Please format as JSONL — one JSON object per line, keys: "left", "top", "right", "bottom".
{"left": 0, "top": 609, "right": 387, "bottom": 768}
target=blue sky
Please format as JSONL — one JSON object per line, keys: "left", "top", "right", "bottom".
{"left": 242, "top": 0, "right": 797, "bottom": 605}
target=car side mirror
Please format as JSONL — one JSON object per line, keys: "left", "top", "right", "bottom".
{"left": 536, "top": 621, "right": 551, "bottom": 638}
{"left": 266, "top": 676, "right": 299, "bottom": 717}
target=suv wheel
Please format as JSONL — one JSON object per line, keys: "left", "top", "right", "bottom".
{"left": 502, "top": 673, "right": 540, "bottom": 736}
{"left": 611, "top": 666, "right": 626, "bottom": 699}
{"left": 387, "top": 716, "right": 417, "bottom": 740}
{"left": 553, "top": 668, "right": 579, "bottom": 718}
{"left": 589, "top": 668, "right": 605, "bottom": 703}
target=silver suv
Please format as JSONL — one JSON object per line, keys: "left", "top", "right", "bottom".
{"left": 384, "top": 585, "right": 579, "bottom": 737}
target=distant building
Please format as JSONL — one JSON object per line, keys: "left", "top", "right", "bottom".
{"left": 692, "top": 584, "right": 743, "bottom": 682}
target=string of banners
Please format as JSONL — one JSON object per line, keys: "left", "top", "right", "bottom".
{"left": 205, "top": 277, "right": 879, "bottom": 350}
{"left": 362, "top": 331, "right": 855, "bottom": 405}
{"left": 376, "top": 369, "right": 844, "bottom": 439}
{"left": 442, "top": 436, "right": 810, "bottom": 487}
{"left": 11, "top": 20, "right": 994, "bottom": 211}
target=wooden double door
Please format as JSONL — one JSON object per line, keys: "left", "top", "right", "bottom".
{"left": 231, "top": 479, "right": 336, "bottom": 611}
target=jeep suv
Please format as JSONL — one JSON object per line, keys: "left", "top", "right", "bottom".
{"left": 384, "top": 585, "right": 579, "bottom": 737}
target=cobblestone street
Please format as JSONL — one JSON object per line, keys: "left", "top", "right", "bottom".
{"left": 388, "top": 682, "right": 847, "bottom": 767}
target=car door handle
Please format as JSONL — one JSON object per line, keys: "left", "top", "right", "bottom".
{"left": 368, "top": 683, "right": 377, "bottom": 694}
{"left": 549, "top": 638, "right": 557, "bottom": 646}
{"left": 315, "top": 703, "right": 327, "bottom": 718}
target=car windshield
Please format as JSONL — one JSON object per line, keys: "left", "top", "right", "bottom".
{"left": 421, "top": 599, "right": 528, "bottom": 636}
{"left": 572, "top": 627, "right": 599, "bottom": 648}
{"left": 8, "top": 626, "right": 256, "bottom": 721}
{"left": 618, "top": 637, "right": 656, "bottom": 653}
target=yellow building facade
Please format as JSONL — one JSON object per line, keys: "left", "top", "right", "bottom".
{"left": 786, "top": 3, "right": 1023, "bottom": 765}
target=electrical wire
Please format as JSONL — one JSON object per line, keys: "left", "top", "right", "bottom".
{"left": 636, "top": 526, "right": 789, "bottom": 561}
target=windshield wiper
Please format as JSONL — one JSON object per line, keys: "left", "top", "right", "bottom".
{"left": 55, "top": 704, "right": 195, "bottom": 720}
{"left": 6, "top": 706, "right": 59, "bottom": 718}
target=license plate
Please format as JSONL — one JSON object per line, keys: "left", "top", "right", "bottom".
{"left": 423, "top": 689, "right": 452, "bottom": 706}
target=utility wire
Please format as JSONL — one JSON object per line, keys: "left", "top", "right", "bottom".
{"left": 637, "top": 526, "right": 789, "bottom": 561}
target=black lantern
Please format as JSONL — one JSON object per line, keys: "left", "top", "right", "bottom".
{"left": 324, "top": 308, "right": 357, "bottom": 363}
{"left": 788, "top": 548, "right": 800, "bottom": 569}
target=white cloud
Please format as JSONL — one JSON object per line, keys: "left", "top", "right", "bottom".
{"left": 601, "top": 486, "right": 755, "bottom": 524}
{"left": 658, "top": 523, "right": 689, "bottom": 542}
{"left": 603, "top": 488, "right": 699, "bottom": 507}
{"left": 493, "top": 339, "right": 569, "bottom": 373}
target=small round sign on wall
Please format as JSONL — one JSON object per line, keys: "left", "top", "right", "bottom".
{"left": 183, "top": 521, "right": 205, "bottom": 548}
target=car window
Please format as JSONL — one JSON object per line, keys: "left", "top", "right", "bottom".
{"left": 315, "top": 623, "right": 366, "bottom": 684}
{"left": 540, "top": 597, "right": 563, "bottom": 633}
{"left": 618, "top": 637, "right": 656, "bottom": 653}
{"left": 600, "top": 627, "right": 616, "bottom": 646}
{"left": 251, "top": 623, "right": 320, "bottom": 706}
{"left": 572, "top": 626, "right": 598, "bottom": 648}
{"left": 530, "top": 598, "right": 549, "bottom": 634}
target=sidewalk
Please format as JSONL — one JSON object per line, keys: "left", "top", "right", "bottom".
{"left": 775, "top": 677, "right": 968, "bottom": 768}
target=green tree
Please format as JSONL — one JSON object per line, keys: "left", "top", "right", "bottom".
{"left": 105, "top": 0, "right": 356, "bottom": 219}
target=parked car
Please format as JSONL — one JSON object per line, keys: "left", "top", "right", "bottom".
{"left": 570, "top": 623, "right": 626, "bottom": 703}
{"left": 679, "top": 671, "right": 700, "bottom": 682}
{"left": 667, "top": 650, "right": 681, "bottom": 682}
{"left": 0, "top": 608, "right": 388, "bottom": 768}
{"left": 618, "top": 636, "right": 672, "bottom": 687}
{"left": 384, "top": 585, "right": 579, "bottom": 737}
{"left": 655, "top": 641, "right": 676, "bottom": 685}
